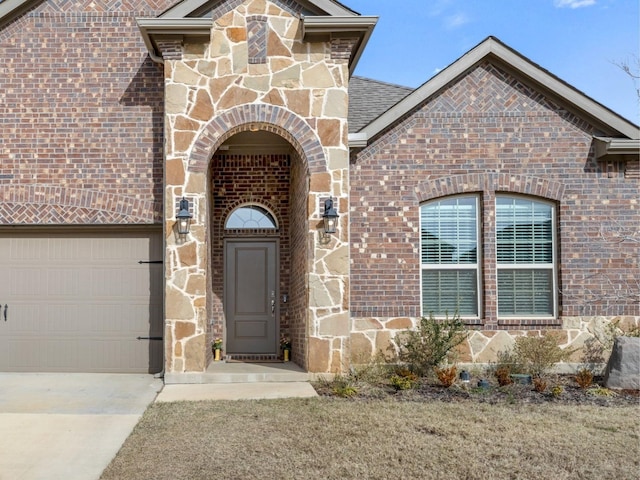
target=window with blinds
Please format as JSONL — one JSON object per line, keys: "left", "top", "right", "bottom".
{"left": 496, "top": 196, "right": 555, "bottom": 317}
{"left": 420, "top": 195, "right": 479, "bottom": 317}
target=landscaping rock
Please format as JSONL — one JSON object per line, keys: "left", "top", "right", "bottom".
{"left": 604, "top": 337, "right": 640, "bottom": 390}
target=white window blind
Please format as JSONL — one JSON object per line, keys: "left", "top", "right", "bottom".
{"left": 421, "top": 196, "right": 479, "bottom": 317}
{"left": 496, "top": 196, "right": 555, "bottom": 317}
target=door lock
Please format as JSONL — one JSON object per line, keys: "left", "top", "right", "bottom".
{"left": 271, "top": 299, "right": 275, "bottom": 314}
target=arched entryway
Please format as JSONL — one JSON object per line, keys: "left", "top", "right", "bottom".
{"left": 208, "top": 129, "right": 310, "bottom": 365}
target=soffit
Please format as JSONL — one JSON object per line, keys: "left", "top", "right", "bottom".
{"left": 356, "top": 36, "right": 639, "bottom": 146}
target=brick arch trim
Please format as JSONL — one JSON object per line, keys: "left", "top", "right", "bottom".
{"left": 188, "top": 104, "right": 326, "bottom": 176}
{"left": 0, "top": 185, "right": 161, "bottom": 224}
{"left": 416, "top": 173, "right": 565, "bottom": 203}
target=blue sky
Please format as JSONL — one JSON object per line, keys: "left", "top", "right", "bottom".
{"left": 345, "top": 0, "right": 639, "bottom": 124}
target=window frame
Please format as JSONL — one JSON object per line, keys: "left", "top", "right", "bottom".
{"left": 495, "top": 194, "right": 557, "bottom": 319}
{"left": 224, "top": 204, "right": 278, "bottom": 230}
{"left": 419, "top": 194, "right": 482, "bottom": 320}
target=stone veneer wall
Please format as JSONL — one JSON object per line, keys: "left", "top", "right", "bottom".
{"left": 163, "top": 0, "right": 351, "bottom": 373}
{"left": 349, "top": 61, "right": 639, "bottom": 365}
{"left": 352, "top": 316, "right": 640, "bottom": 367}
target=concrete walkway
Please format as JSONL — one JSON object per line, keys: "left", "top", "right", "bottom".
{"left": 158, "top": 361, "right": 319, "bottom": 401}
{"left": 0, "top": 373, "right": 162, "bottom": 480}
{"left": 156, "top": 381, "right": 318, "bottom": 401}
{"left": 0, "top": 365, "right": 318, "bottom": 480}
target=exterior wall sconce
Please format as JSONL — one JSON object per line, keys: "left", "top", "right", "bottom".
{"left": 322, "top": 197, "right": 339, "bottom": 235}
{"left": 176, "top": 197, "right": 193, "bottom": 235}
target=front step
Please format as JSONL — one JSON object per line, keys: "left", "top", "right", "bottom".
{"left": 163, "top": 361, "right": 310, "bottom": 384}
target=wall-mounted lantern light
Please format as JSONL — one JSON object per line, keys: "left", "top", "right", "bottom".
{"left": 176, "top": 197, "right": 193, "bottom": 236}
{"left": 322, "top": 197, "right": 339, "bottom": 235}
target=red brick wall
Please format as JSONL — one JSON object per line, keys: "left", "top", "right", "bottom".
{"left": 209, "top": 153, "right": 292, "bottom": 346}
{"left": 0, "top": 0, "right": 173, "bottom": 224}
{"left": 350, "top": 61, "right": 639, "bottom": 328}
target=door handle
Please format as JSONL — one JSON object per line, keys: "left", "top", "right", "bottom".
{"left": 3, "top": 304, "right": 6, "bottom": 322}
{"left": 271, "top": 299, "right": 275, "bottom": 314}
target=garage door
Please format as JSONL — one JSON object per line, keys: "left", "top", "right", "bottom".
{"left": 0, "top": 230, "right": 163, "bottom": 373}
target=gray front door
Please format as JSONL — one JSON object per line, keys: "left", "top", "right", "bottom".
{"left": 225, "top": 240, "right": 278, "bottom": 354}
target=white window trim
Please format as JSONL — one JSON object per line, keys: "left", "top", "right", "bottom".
{"left": 495, "top": 195, "right": 557, "bottom": 319}
{"left": 420, "top": 194, "right": 482, "bottom": 320}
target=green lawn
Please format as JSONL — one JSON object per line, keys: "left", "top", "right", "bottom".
{"left": 101, "top": 398, "right": 639, "bottom": 479}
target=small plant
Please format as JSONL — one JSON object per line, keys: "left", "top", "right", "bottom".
{"left": 280, "top": 334, "right": 291, "bottom": 351}
{"left": 587, "top": 386, "right": 618, "bottom": 397}
{"left": 497, "top": 333, "right": 575, "bottom": 378}
{"left": 551, "top": 385, "right": 563, "bottom": 398}
{"left": 389, "top": 367, "right": 419, "bottom": 391}
{"left": 390, "top": 375, "right": 416, "bottom": 391}
{"left": 396, "top": 313, "right": 467, "bottom": 376}
{"left": 533, "top": 377, "right": 548, "bottom": 393}
{"left": 434, "top": 365, "right": 457, "bottom": 388}
{"left": 331, "top": 376, "right": 358, "bottom": 398}
{"left": 575, "top": 368, "right": 594, "bottom": 389}
{"left": 494, "top": 366, "right": 514, "bottom": 386}
{"left": 212, "top": 338, "right": 223, "bottom": 351}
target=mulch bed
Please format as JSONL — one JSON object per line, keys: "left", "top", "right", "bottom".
{"left": 314, "top": 375, "right": 640, "bottom": 407}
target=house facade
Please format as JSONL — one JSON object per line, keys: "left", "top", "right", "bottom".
{"left": 0, "top": 0, "right": 638, "bottom": 379}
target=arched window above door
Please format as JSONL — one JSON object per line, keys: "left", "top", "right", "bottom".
{"left": 225, "top": 204, "right": 278, "bottom": 230}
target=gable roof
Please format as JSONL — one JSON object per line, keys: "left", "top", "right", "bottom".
{"left": 348, "top": 76, "right": 413, "bottom": 133}
{"left": 160, "top": 0, "right": 357, "bottom": 17}
{"left": 137, "top": 0, "right": 377, "bottom": 75}
{"left": 351, "top": 36, "right": 639, "bottom": 151}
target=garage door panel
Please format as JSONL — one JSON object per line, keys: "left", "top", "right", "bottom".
{"left": 0, "top": 231, "right": 163, "bottom": 373}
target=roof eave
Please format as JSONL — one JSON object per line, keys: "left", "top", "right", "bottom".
{"left": 0, "top": 0, "right": 39, "bottom": 28}
{"left": 302, "top": 16, "right": 378, "bottom": 76}
{"left": 159, "top": 0, "right": 358, "bottom": 18}
{"left": 594, "top": 137, "right": 640, "bottom": 159}
{"left": 136, "top": 17, "right": 212, "bottom": 62}
{"left": 360, "top": 37, "right": 640, "bottom": 144}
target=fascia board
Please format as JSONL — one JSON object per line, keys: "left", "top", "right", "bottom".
{"left": 136, "top": 17, "right": 212, "bottom": 34}
{"left": 348, "top": 132, "right": 368, "bottom": 148}
{"left": 594, "top": 137, "right": 640, "bottom": 158}
{"left": 361, "top": 39, "right": 492, "bottom": 141}
{"left": 302, "top": 16, "right": 377, "bottom": 75}
{"left": 136, "top": 18, "right": 211, "bottom": 61}
{"left": 302, "top": 15, "right": 378, "bottom": 34}
{"left": 487, "top": 40, "right": 640, "bottom": 140}
{"left": 361, "top": 37, "right": 639, "bottom": 143}
{"left": 305, "top": 0, "right": 358, "bottom": 16}
{"left": 160, "top": 0, "right": 211, "bottom": 18}
{"left": 0, "top": 0, "right": 38, "bottom": 26}
{"left": 160, "top": 0, "right": 356, "bottom": 18}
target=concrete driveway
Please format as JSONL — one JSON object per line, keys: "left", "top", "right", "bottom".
{"left": 0, "top": 373, "right": 163, "bottom": 480}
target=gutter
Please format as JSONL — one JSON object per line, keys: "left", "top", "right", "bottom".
{"left": 302, "top": 16, "right": 378, "bottom": 76}
{"left": 348, "top": 132, "right": 368, "bottom": 148}
{"left": 594, "top": 137, "right": 640, "bottom": 159}
{"left": 136, "top": 18, "right": 212, "bottom": 64}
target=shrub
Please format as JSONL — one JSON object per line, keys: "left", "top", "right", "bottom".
{"left": 512, "top": 333, "right": 574, "bottom": 378}
{"left": 390, "top": 374, "right": 418, "bottom": 391}
{"left": 575, "top": 368, "right": 594, "bottom": 389}
{"left": 587, "top": 386, "right": 618, "bottom": 397}
{"left": 551, "top": 385, "right": 564, "bottom": 398}
{"left": 331, "top": 376, "right": 358, "bottom": 398}
{"left": 494, "top": 366, "right": 514, "bottom": 386}
{"left": 396, "top": 314, "right": 467, "bottom": 376}
{"left": 434, "top": 365, "right": 457, "bottom": 388}
{"left": 533, "top": 377, "right": 548, "bottom": 393}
